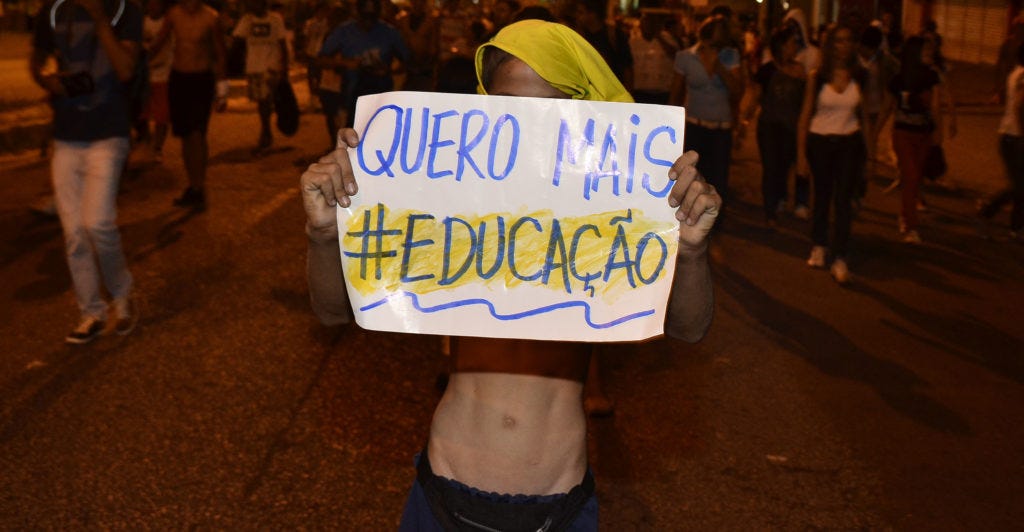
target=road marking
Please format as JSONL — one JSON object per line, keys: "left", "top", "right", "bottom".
{"left": 250, "top": 188, "right": 298, "bottom": 228}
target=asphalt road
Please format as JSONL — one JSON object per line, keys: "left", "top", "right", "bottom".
{"left": 1, "top": 93, "right": 1022, "bottom": 529}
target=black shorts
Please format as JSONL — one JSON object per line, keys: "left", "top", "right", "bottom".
{"left": 168, "top": 70, "right": 215, "bottom": 137}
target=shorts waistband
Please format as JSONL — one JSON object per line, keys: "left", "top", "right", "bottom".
{"left": 416, "top": 450, "right": 595, "bottom": 532}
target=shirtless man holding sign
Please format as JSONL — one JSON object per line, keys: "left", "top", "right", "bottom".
{"left": 302, "top": 20, "right": 720, "bottom": 531}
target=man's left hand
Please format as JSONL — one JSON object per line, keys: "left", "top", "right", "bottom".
{"left": 667, "top": 151, "right": 721, "bottom": 253}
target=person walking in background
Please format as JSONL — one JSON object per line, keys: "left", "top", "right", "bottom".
{"left": 141, "top": 0, "right": 172, "bottom": 162}
{"left": 888, "top": 36, "right": 944, "bottom": 244}
{"left": 978, "top": 41, "right": 1024, "bottom": 240}
{"left": 574, "top": 0, "right": 632, "bottom": 86}
{"left": 856, "top": 25, "right": 899, "bottom": 203}
{"left": 30, "top": 0, "right": 142, "bottom": 343}
{"left": 744, "top": 23, "right": 807, "bottom": 228}
{"left": 670, "top": 15, "right": 743, "bottom": 223}
{"left": 394, "top": 0, "right": 437, "bottom": 91}
{"left": 314, "top": 4, "right": 349, "bottom": 146}
{"left": 318, "top": 0, "right": 408, "bottom": 128}
{"left": 233, "top": 0, "right": 288, "bottom": 154}
{"left": 301, "top": 1, "right": 329, "bottom": 112}
{"left": 151, "top": 0, "right": 227, "bottom": 211}
{"left": 993, "top": 17, "right": 1024, "bottom": 105}
{"left": 627, "top": 11, "right": 678, "bottom": 105}
{"left": 796, "top": 23, "right": 866, "bottom": 284}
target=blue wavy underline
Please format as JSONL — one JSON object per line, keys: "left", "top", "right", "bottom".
{"left": 359, "top": 291, "right": 654, "bottom": 329}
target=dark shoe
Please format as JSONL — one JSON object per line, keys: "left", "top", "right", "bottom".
{"left": 112, "top": 297, "right": 138, "bottom": 336}
{"left": 65, "top": 316, "right": 106, "bottom": 344}
{"left": 173, "top": 187, "right": 206, "bottom": 210}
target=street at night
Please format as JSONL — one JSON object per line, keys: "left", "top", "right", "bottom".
{"left": 1, "top": 25, "right": 1023, "bottom": 529}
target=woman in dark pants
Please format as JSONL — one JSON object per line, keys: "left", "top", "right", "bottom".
{"left": 796, "top": 23, "right": 867, "bottom": 285}
{"left": 669, "top": 15, "right": 743, "bottom": 224}
{"left": 744, "top": 24, "right": 807, "bottom": 228}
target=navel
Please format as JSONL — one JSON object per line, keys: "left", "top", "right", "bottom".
{"left": 502, "top": 415, "right": 517, "bottom": 429}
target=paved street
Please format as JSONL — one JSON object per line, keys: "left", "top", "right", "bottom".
{"left": 1, "top": 36, "right": 1023, "bottom": 528}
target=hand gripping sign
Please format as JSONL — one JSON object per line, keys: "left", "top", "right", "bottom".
{"left": 338, "top": 91, "right": 685, "bottom": 342}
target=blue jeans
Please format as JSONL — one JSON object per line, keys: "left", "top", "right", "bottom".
{"left": 52, "top": 137, "right": 133, "bottom": 319}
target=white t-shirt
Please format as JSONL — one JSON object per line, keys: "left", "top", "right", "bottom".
{"left": 809, "top": 80, "right": 862, "bottom": 135}
{"left": 629, "top": 29, "right": 676, "bottom": 93}
{"left": 998, "top": 65, "right": 1024, "bottom": 136}
{"left": 143, "top": 15, "right": 173, "bottom": 83}
{"left": 233, "top": 13, "right": 287, "bottom": 74}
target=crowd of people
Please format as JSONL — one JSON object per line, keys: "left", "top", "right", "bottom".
{"left": 23, "top": 0, "right": 1024, "bottom": 527}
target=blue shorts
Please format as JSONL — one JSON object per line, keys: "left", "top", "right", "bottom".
{"left": 398, "top": 452, "right": 599, "bottom": 531}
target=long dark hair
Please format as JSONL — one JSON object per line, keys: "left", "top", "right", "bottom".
{"left": 816, "top": 23, "right": 860, "bottom": 85}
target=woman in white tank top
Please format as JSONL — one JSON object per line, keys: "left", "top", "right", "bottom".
{"left": 796, "top": 23, "right": 867, "bottom": 285}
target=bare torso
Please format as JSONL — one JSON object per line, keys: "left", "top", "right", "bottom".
{"left": 167, "top": 4, "right": 220, "bottom": 73}
{"left": 427, "top": 338, "right": 590, "bottom": 495}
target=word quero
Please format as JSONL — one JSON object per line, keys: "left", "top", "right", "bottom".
{"left": 355, "top": 104, "right": 681, "bottom": 200}
{"left": 342, "top": 203, "right": 677, "bottom": 299}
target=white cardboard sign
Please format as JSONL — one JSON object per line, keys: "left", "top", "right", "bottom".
{"left": 337, "top": 91, "right": 684, "bottom": 341}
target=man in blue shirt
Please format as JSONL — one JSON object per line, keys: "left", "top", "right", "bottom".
{"left": 319, "top": 0, "right": 408, "bottom": 128}
{"left": 30, "top": 0, "right": 142, "bottom": 343}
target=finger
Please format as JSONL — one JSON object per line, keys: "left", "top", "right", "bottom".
{"left": 336, "top": 128, "right": 360, "bottom": 149}
{"left": 667, "top": 162, "right": 700, "bottom": 208}
{"left": 677, "top": 181, "right": 721, "bottom": 225}
{"left": 302, "top": 167, "right": 343, "bottom": 207}
{"left": 668, "top": 150, "right": 699, "bottom": 181}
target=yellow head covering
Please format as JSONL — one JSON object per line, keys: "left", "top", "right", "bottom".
{"left": 475, "top": 20, "right": 634, "bottom": 103}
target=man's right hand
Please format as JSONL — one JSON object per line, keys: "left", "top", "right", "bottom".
{"left": 301, "top": 128, "right": 360, "bottom": 242}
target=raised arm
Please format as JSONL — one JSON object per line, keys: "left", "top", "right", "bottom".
{"left": 664, "top": 151, "right": 720, "bottom": 342}
{"left": 77, "top": 0, "right": 139, "bottom": 81}
{"left": 302, "top": 129, "right": 362, "bottom": 325}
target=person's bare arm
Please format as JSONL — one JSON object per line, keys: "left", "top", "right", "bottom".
{"left": 150, "top": 8, "right": 175, "bottom": 56}
{"left": 76, "top": 0, "right": 138, "bottom": 81}
{"left": 663, "top": 151, "right": 719, "bottom": 342}
{"left": 303, "top": 129, "right": 362, "bottom": 325}
{"left": 30, "top": 48, "right": 65, "bottom": 96}
{"left": 669, "top": 71, "right": 687, "bottom": 106}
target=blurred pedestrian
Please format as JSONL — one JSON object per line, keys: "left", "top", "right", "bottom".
{"left": 628, "top": 11, "right": 678, "bottom": 104}
{"left": 796, "top": 23, "right": 866, "bottom": 284}
{"left": 319, "top": 0, "right": 408, "bottom": 128}
{"left": 978, "top": 41, "right": 1024, "bottom": 240}
{"left": 151, "top": 0, "right": 228, "bottom": 210}
{"left": 670, "top": 15, "right": 743, "bottom": 220}
{"left": 889, "top": 36, "right": 944, "bottom": 244}
{"left": 30, "top": 0, "right": 142, "bottom": 343}
{"left": 233, "top": 0, "right": 289, "bottom": 154}
{"left": 573, "top": 0, "right": 632, "bottom": 85}
{"left": 141, "top": 0, "right": 172, "bottom": 162}
{"left": 744, "top": 23, "right": 807, "bottom": 228}
{"left": 314, "top": 4, "right": 349, "bottom": 145}
{"left": 856, "top": 25, "right": 899, "bottom": 201}
{"left": 301, "top": 1, "right": 329, "bottom": 111}
{"left": 394, "top": 0, "right": 437, "bottom": 91}
{"left": 993, "top": 16, "right": 1024, "bottom": 105}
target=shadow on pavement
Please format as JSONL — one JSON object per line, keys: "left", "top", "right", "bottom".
{"left": 714, "top": 263, "right": 971, "bottom": 435}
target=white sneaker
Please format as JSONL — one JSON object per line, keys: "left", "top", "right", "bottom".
{"left": 806, "top": 246, "right": 826, "bottom": 268}
{"left": 793, "top": 205, "right": 810, "bottom": 220}
{"left": 903, "top": 230, "right": 922, "bottom": 244}
{"left": 830, "top": 259, "right": 851, "bottom": 285}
